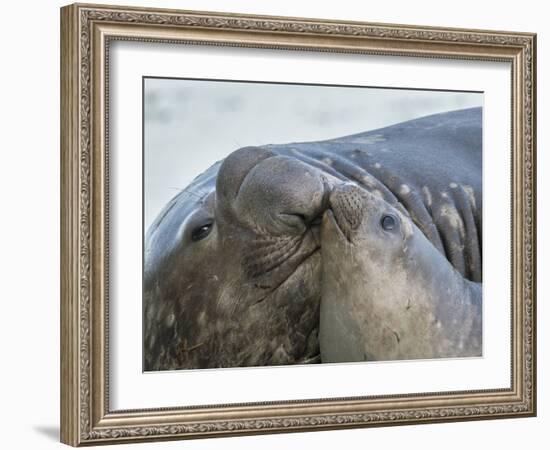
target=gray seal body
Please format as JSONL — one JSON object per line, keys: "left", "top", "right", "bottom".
{"left": 320, "top": 184, "right": 482, "bottom": 362}
{"left": 144, "top": 107, "right": 482, "bottom": 370}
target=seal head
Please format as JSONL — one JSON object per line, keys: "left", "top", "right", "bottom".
{"left": 320, "top": 184, "right": 482, "bottom": 362}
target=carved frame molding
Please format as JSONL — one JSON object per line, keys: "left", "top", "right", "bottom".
{"left": 60, "top": 3, "right": 536, "bottom": 446}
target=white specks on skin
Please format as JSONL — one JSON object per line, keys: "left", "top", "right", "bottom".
{"left": 422, "top": 186, "right": 432, "bottom": 207}
{"left": 449, "top": 182, "right": 458, "bottom": 189}
{"left": 374, "top": 162, "right": 381, "bottom": 169}
{"left": 439, "top": 204, "right": 465, "bottom": 238}
{"left": 148, "top": 334, "right": 156, "bottom": 350}
{"left": 198, "top": 310, "right": 207, "bottom": 326}
{"left": 147, "top": 304, "right": 156, "bottom": 321}
{"left": 441, "top": 192, "right": 449, "bottom": 199}
{"left": 399, "top": 184, "right": 411, "bottom": 196}
{"left": 372, "top": 190, "right": 384, "bottom": 199}
{"left": 166, "top": 313, "right": 175, "bottom": 327}
{"left": 452, "top": 241, "right": 466, "bottom": 253}
{"left": 322, "top": 157, "right": 333, "bottom": 166}
{"left": 463, "top": 185, "right": 477, "bottom": 210}
{"left": 361, "top": 176, "right": 376, "bottom": 188}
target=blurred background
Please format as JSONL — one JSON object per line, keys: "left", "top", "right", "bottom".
{"left": 144, "top": 77, "right": 482, "bottom": 229}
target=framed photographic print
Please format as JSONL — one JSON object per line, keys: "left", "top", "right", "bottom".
{"left": 60, "top": 3, "right": 537, "bottom": 446}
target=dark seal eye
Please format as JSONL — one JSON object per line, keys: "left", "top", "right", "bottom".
{"left": 381, "top": 214, "right": 397, "bottom": 231}
{"left": 191, "top": 221, "right": 213, "bottom": 241}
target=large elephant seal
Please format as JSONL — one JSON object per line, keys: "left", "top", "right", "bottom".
{"left": 144, "top": 107, "right": 482, "bottom": 370}
{"left": 319, "top": 184, "right": 482, "bottom": 362}
{"left": 144, "top": 150, "right": 328, "bottom": 370}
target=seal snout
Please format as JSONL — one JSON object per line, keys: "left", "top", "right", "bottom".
{"left": 327, "top": 184, "right": 368, "bottom": 237}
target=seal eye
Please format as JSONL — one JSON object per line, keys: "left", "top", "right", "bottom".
{"left": 191, "top": 221, "right": 213, "bottom": 242}
{"left": 381, "top": 214, "right": 397, "bottom": 231}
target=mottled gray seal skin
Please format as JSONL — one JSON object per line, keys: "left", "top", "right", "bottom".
{"left": 144, "top": 150, "right": 327, "bottom": 370}
{"left": 144, "top": 107, "right": 482, "bottom": 370}
{"left": 320, "top": 184, "right": 482, "bottom": 362}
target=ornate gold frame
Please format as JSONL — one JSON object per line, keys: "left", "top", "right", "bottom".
{"left": 60, "top": 3, "right": 537, "bottom": 446}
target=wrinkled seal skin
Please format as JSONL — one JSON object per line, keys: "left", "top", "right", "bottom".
{"left": 144, "top": 107, "right": 482, "bottom": 370}
{"left": 320, "top": 184, "right": 482, "bottom": 362}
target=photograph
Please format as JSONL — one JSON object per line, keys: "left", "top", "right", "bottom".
{"left": 143, "top": 78, "right": 484, "bottom": 371}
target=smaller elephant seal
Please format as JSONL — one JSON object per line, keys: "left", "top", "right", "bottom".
{"left": 320, "top": 184, "right": 482, "bottom": 363}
